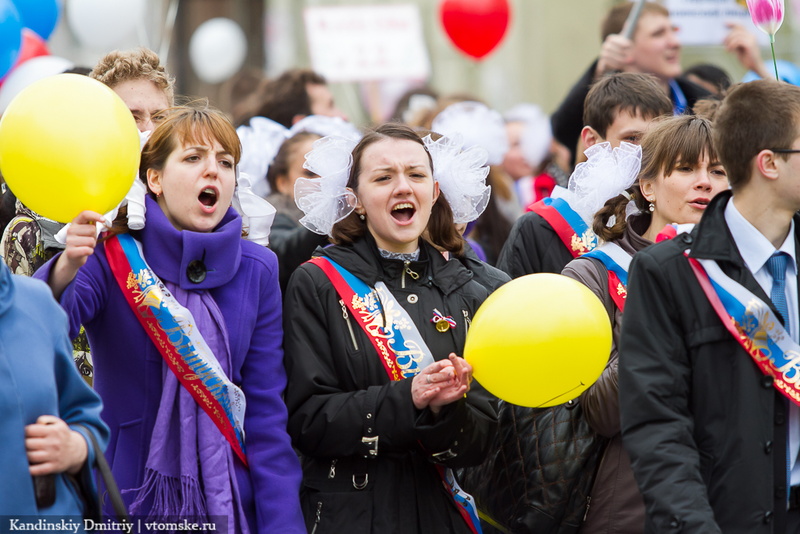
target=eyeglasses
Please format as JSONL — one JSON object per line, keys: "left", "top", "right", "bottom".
{"left": 769, "top": 148, "right": 800, "bottom": 154}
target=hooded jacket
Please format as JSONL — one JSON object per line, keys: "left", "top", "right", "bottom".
{"left": 283, "top": 233, "right": 498, "bottom": 533}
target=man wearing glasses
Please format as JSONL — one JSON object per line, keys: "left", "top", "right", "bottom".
{"left": 619, "top": 79, "right": 800, "bottom": 532}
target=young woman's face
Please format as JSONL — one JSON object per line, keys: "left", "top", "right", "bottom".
{"left": 354, "top": 138, "right": 439, "bottom": 254}
{"left": 146, "top": 136, "right": 236, "bottom": 233}
{"left": 642, "top": 151, "right": 729, "bottom": 229}
{"left": 276, "top": 136, "right": 319, "bottom": 199}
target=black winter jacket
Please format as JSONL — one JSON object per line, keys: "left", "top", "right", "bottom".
{"left": 283, "top": 234, "right": 499, "bottom": 534}
{"left": 269, "top": 211, "right": 329, "bottom": 294}
{"left": 496, "top": 211, "right": 576, "bottom": 278}
{"left": 550, "top": 59, "right": 711, "bottom": 163}
{"left": 619, "top": 191, "right": 795, "bottom": 533}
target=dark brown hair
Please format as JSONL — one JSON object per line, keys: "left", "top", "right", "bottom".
{"left": 594, "top": 115, "right": 717, "bottom": 240}
{"left": 601, "top": 2, "right": 669, "bottom": 41}
{"left": 331, "top": 123, "right": 464, "bottom": 255}
{"left": 714, "top": 80, "right": 800, "bottom": 191}
{"left": 253, "top": 69, "right": 327, "bottom": 128}
{"left": 584, "top": 72, "right": 672, "bottom": 138}
{"left": 266, "top": 131, "right": 321, "bottom": 192}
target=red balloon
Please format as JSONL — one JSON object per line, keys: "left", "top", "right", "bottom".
{"left": 0, "top": 28, "right": 49, "bottom": 86}
{"left": 440, "top": 0, "right": 510, "bottom": 60}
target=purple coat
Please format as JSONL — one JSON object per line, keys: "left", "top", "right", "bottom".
{"left": 35, "top": 197, "right": 305, "bottom": 533}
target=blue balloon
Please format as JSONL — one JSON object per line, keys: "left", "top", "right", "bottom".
{"left": 11, "top": 0, "right": 59, "bottom": 41}
{"left": 0, "top": 0, "right": 22, "bottom": 79}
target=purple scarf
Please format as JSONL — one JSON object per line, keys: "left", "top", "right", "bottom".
{"left": 126, "top": 284, "right": 249, "bottom": 534}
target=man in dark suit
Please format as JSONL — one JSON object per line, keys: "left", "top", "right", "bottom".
{"left": 620, "top": 80, "right": 800, "bottom": 532}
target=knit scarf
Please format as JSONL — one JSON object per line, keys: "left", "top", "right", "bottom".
{"left": 125, "top": 284, "right": 249, "bottom": 534}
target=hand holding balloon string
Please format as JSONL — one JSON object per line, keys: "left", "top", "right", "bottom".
{"left": 50, "top": 210, "right": 105, "bottom": 300}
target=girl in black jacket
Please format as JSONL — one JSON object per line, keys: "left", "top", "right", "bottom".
{"left": 283, "top": 123, "right": 498, "bottom": 533}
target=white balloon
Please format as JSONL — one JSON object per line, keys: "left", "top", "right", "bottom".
{"left": 0, "top": 56, "right": 74, "bottom": 113}
{"left": 190, "top": 18, "right": 247, "bottom": 84}
{"left": 66, "top": 0, "right": 145, "bottom": 49}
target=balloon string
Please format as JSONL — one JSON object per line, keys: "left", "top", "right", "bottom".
{"left": 535, "top": 382, "right": 585, "bottom": 408}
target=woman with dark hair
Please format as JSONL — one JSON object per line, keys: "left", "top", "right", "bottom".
{"left": 561, "top": 115, "right": 729, "bottom": 533}
{"left": 35, "top": 105, "right": 305, "bottom": 533}
{"left": 284, "top": 123, "right": 498, "bottom": 533}
{"left": 265, "top": 131, "right": 329, "bottom": 292}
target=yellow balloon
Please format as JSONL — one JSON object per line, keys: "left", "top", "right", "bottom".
{"left": 0, "top": 74, "right": 140, "bottom": 223}
{"left": 465, "top": 273, "right": 612, "bottom": 407}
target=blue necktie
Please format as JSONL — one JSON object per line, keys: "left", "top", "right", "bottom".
{"left": 766, "top": 252, "right": 797, "bottom": 493}
{"left": 766, "top": 252, "right": 791, "bottom": 332}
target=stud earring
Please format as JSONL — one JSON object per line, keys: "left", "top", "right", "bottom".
{"left": 648, "top": 200, "right": 655, "bottom": 213}
{"left": 359, "top": 213, "right": 365, "bottom": 221}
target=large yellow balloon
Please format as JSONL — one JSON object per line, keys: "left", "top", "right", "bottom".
{"left": 465, "top": 273, "right": 612, "bottom": 407}
{"left": 0, "top": 74, "right": 140, "bottom": 223}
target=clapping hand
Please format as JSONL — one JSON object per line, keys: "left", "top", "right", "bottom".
{"left": 412, "top": 354, "right": 473, "bottom": 414}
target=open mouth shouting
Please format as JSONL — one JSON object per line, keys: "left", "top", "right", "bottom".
{"left": 198, "top": 186, "right": 219, "bottom": 212}
{"left": 391, "top": 202, "right": 416, "bottom": 224}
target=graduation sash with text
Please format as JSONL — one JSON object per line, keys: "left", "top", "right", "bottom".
{"left": 688, "top": 255, "right": 800, "bottom": 407}
{"left": 309, "top": 255, "right": 483, "bottom": 534}
{"left": 530, "top": 197, "right": 598, "bottom": 258}
{"left": 583, "top": 242, "right": 632, "bottom": 311}
{"left": 105, "top": 233, "right": 248, "bottom": 466}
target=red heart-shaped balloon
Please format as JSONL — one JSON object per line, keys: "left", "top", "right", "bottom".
{"left": 440, "top": 0, "right": 511, "bottom": 60}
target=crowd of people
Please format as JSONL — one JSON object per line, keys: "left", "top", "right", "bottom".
{"left": 4, "top": 1, "right": 800, "bottom": 533}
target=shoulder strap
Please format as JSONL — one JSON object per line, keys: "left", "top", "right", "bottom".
{"left": 530, "top": 198, "right": 597, "bottom": 258}
{"left": 73, "top": 424, "right": 129, "bottom": 524}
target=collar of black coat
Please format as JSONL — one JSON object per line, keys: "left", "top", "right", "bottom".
{"left": 688, "top": 190, "right": 800, "bottom": 264}
{"left": 313, "top": 232, "right": 475, "bottom": 295}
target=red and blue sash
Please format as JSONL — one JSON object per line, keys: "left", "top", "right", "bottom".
{"left": 106, "top": 233, "right": 249, "bottom": 466}
{"left": 582, "top": 242, "right": 631, "bottom": 311}
{"left": 530, "top": 197, "right": 598, "bottom": 258}
{"left": 309, "top": 255, "right": 483, "bottom": 534}
{"left": 688, "top": 255, "right": 800, "bottom": 407}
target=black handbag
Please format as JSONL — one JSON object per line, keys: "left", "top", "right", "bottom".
{"left": 460, "top": 399, "right": 606, "bottom": 534}
{"left": 72, "top": 424, "right": 129, "bottom": 524}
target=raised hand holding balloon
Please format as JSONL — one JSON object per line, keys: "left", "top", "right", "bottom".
{"left": 464, "top": 273, "right": 612, "bottom": 407}
{"left": 0, "top": 74, "right": 140, "bottom": 223}
{"left": 439, "top": 0, "right": 511, "bottom": 60}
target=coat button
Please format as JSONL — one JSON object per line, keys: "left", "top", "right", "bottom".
{"left": 762, "top": 375, "right": 774, "bottom": 388}
{"left": 764, "top": 511, "right": 773, "bottom": 523}
{"left": 765, "top": 440, "right": 773, "bottom": 453}
{"left": 407, "top": 294, "right": 418, "bottom": 304}
{"left": 776, "top": 414, "right": 786, "bottom": 425}
{"left": 681, "top": 234, "right": 693, "bottom": 244}
{"left": 187, "top": 260, "right": 207, "bottom": 283}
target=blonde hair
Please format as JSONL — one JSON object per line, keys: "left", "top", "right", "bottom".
{"left": 90, "top": 48, "right": 175, "bottom": 105}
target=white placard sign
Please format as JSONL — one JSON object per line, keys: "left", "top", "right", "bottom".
{"left": 304, "top": 5, "right": 431, "bottom": 83}
{"left": 665, "top": 0, "right": 770, "bottom": 46}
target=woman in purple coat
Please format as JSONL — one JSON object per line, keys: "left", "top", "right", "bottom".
{"left": 36, "top": 106, "right": 304, "bottom": 533}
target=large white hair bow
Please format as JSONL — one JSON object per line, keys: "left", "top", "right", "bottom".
{"left": 294, "top": 135, "right": 359, "bottom": 236}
